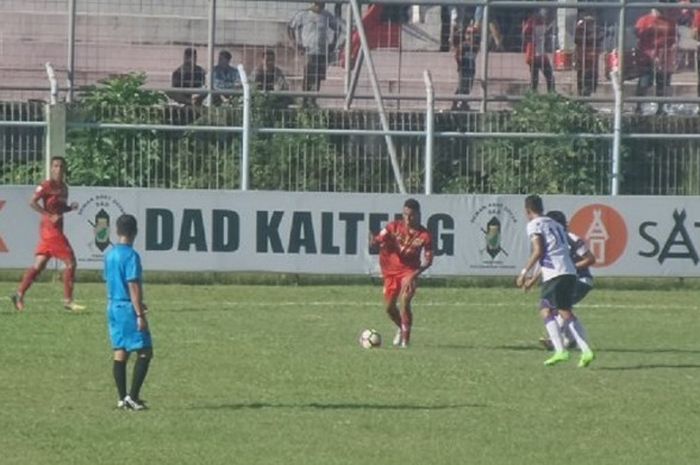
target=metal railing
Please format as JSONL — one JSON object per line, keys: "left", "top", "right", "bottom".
{"left": 4, "top": 84, "right": 700, "bottom": 195}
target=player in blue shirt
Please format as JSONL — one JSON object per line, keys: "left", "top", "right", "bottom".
{"left": 104, "top": 214, "right": 152, "bottom": 410}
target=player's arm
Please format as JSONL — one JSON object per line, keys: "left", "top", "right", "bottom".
{"left": 517, "top": 234, "right": 544, "bottom": 288}
{"left": 29, "top": 186, "right": 60, "bottom": 223}
{"left": 29, "top": 195, "right": 46, "bottom": 215}
{"left": 369, "top": 223, "right": 393, "bottom": 247}
{"left": 417, "top": 233, "right": 434, "bottom": 276}
{"left": 128, "top": 280, "right": 148, "bottom": 331}
{"left": 523, "top": 266, "right": 542, "bottom": 291}
{"left": 576, "top": 249, "right": 596, "bottom": 269}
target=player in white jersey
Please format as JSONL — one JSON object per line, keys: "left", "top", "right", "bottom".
{"left": 523, "top": 210, "right": 596, "bottom": 350}
{"left": 516, "top": 195, "right": 595, "bottom": 367}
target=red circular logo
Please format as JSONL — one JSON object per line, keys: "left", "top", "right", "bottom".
{"left": 569, "top": 204, "right": 627, "bottom": 268}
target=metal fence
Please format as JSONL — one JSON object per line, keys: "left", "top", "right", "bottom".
{"left": 3, "top": 0, "right": 700, "bottom": 110}
{"left": 5, "top": 95, "right": 700, "bottom": 195}
{"left": 3, "top": 1, "right": 700, "bottom": 195}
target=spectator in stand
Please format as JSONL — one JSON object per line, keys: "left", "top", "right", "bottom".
{"left": 634, "top": 6, "right": 677, "bottom": 115}
{"left": 452, "top": 19, "right": 480, "bottom": 111}
{"left": 574, "top": 10, "right": 603, "bottom": 97}
{"left": 171, "top": 47, "right": 206, "bottom": 105}
{"left": 288, "top": 2, "right": 342, "bottom": 106}
{"left": 523, "top": 9, "right": 555, "bottom": 93}
{"left": 210, "top": 50, "right": 240, "bottom": 105}
{"left": 451, "top": 6, "right": 503, "bottom": 52}
{"left": 451, "top": 8, "right": 503, "bottom": 111}
{"left": 253, "top": 49, "right": 289, "bottom": 92}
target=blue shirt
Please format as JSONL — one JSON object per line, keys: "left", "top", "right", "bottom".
{"left": 104, "top": 243, "right": 142, "bottom": 302}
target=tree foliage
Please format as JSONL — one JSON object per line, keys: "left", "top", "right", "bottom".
{"left": 478, "top": 92, "right": 611, "bottom": 194}
{"left": 66, "top": 73, "right": 168, "bottom": 186}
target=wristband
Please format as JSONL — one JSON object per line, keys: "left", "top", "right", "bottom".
{"left": 519, "top": 268, "right": 528, "bottom": 276}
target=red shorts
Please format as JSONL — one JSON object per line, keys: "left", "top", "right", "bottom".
{"left": 383, "top": 271, "right": 418, "bottom": 302}
{"left": 35, "top": 234, "right": 74, "bottom": 262}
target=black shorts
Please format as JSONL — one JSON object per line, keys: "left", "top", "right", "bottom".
{"left": 540, "top": 274, "right": 577, "bottom": 310}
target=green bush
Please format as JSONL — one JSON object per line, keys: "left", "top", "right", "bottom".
{"left": 478, "top": 93, "right": 611, "bottom": 194}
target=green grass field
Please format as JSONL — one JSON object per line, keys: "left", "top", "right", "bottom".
{"left": 1, "top": 281, "right": 698, "bottom": 465}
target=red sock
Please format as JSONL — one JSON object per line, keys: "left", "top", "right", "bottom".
{"left": 400, "top": 309, "right": 413, "bottom": 344}
{"left": 63, "top": 266, "right": 75, "bottom": 302}
{"left": 18, "top": 267, "right": 41, "bottom": 296}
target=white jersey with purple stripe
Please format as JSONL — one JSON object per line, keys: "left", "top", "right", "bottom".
{"left": 568, "top": 231, "right": 593, "bottom": 286}
{"left": 526, "top": 216, "right": 576, "bottom": 282}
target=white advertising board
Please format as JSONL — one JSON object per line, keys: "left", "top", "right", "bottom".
{"left": 1, "top": 186, "right": 699, "bottom": 277}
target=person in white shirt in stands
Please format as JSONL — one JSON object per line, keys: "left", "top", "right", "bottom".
{"left": 288, "top": 2, "right": 342, "bottom": 105}
{"left": 516, "top": 195, "right": 595, "bottom": 367}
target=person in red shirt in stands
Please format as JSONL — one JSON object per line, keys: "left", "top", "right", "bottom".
{"left": 634, "top": 6, "right": 677, "bottom": 114}
{"left": 11, "top": 156, "right": 85, "bottom": 312}
{"left": 370, "top": 198, "right": 433, "bottom": 348}
{"left": 522, "top": 8, "right": 555, "bottom": 92}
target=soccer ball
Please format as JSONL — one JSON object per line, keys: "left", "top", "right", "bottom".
{"left": 359, "top": 329, "right": 382, "bottom": 349}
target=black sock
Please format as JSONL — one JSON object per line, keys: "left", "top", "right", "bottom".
{"left": 113, "top": 360, "right": 127, "bottom": 400}
{"left": 129, "top": 357, "right": 151, "bottom": 400}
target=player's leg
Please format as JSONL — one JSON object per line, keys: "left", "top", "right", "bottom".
{"left": 560, "top": 282, "right": 593, "bottom": 349}
{"left": 128, "top": 348, "right": 153, "bottom": 408}
{"left": 53, "top": 237, "right": 84, "bottom": 310}
{"left": 538, "top": 298, "right": 557, "bottom": 350}
{"left": 109, "top": 301, "right": 130, "bottom": 408}
{"left": 12, "top": 254, "right": 50, "bottom": 310}
{"left": 397, "top": 274, "right": 417, "bottom": 347}
{"left": 124, "top": 314, "right": 153, "bottom": 410}
{"left": 115, "top": 303, "right": 152, "bottom": 410}
{"left": 541, "top": 308, "right": 567, "bottom": 357}
{"left": 540, "top": 277, "right": 569, "bottom": 365}
{"left": 558, "top": 308, "right": 594, "bottom": 367}
{"left": 113, "top": 349, "right": 129, "bottom": 408}
{"left": 383, "top": 276, "right": 402, "bottom": 345}
{"left": 59, "top": 255, "right": 82, "bottom": 310}
{"left": 555, "top": 275, "right": 594, "bottom": 367}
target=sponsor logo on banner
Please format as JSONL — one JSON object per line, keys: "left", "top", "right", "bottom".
{"left": 0, "top": 200, "right": 7, "bottom": 252}
{"left": 639, "top": 209, "right": 700, "bottom": 265}
{"left": 469, "top": 202, "right": 518, "bottom": 269}
{"left": 569, "top": 204, "right": 627, "bottom": 268}
{"left": 77, "top": 194, "right": 126, "bottom": 262}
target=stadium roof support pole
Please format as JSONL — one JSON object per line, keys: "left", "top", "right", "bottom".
{"left": 66, "top": 0, "right": 76, "bottom": 103}
{"left": 207, "top": 0, "right": 217, "bottom": 105}
{"left": 344, "top": 6, "right": 352, "bottom": 94}
{"left": 424, "top": 70, "right": 435, "bottom": 195}
{"left": 479, "top": 0, "right": 490, "bottom": 113}
{"left": 348, "top": 0, "right": 406, "bottom": 194}
{"left": 344, "top": 51, "right": 364, "bottom": 110}
{"left": 239, "top": 64, "right": 251, "bottom": 191}
{"left": 611, "top": 0, "right": 626, "bottom": 196}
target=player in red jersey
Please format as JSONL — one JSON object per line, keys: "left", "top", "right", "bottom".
{"left": 370, "top": 198, "right": 433, "bottom": 348}
{"left": 10, "top": 156, "right": 85, "bottom": 312}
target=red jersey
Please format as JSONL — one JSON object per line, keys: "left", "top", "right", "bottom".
{"left": 33, "top": 179, "right": 69, "bottom": 239}
{"left": 522, "top": 15, "right": 548, "bottom": 64}
{"left": 635, "top": 12, "right": 677, "bottom": 70}
{"left": 375, "top": 220, "right": 433, "bottom": 275}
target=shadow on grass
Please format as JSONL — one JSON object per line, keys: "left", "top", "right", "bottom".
{"left": 596, "top": 363, "right": 700, "bottom": 371}
{"left": 435, "top": 344, "right": 700, "bottom": 356}
{"left": 193, "top": 402, "right": 483, "bottom": 411}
